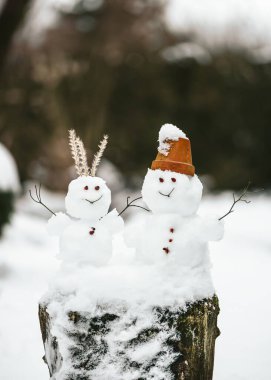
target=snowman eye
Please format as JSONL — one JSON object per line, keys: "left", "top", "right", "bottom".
{"left": 159, "top": 178, "right": 164, "bottom": 183}
{"left": 84, "top": 186, "right": 89, "bottom": 190}
{"left": 171, "top": 178, "right": 176, "bottom": 183}
{"left": 95, "top": 186, "right": 100, "bottom": 191}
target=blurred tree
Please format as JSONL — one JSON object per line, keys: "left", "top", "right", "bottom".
{"left": 0, "top": 0, "right": 270, "bottom": 191}
{"left": 0, "top": 0, "right": 32, "bottom": 72}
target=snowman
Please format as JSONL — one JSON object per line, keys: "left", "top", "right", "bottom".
{"left": 47, "top": 130, "right": 123, "bottom": 266}
{"left": 126, "top": 123, "right": 224, "bottom": 269}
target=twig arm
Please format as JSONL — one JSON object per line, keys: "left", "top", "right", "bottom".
{"left": 218, "top": 182, "right": 251, "bottom": 221}
{"left": 29, "top": 184, "right": 56, "bottom": 216}
{"left": 118, "top": 196, "right": 150, "bottom": 217}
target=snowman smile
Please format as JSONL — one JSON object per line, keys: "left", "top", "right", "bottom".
{"left": 85, "top": 195, "right": 103, "bottom": 205}
{"left": 158, "top": 188, "right": 175, "bottom": 198}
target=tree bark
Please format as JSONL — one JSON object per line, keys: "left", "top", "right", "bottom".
{"left": 0, "top": 0, "right": 32, "bottom": 72}
{"left": 39, "top": 295, "right": 219, "bottom": 380}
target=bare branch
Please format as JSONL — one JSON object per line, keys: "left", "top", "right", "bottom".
{"left": 29, "top": 184, "right": 56, "bottom": 216}
{"left": 118, "top": 196, "right": 150, "bottom": 216}
{"left": 219, "top": 182, "right": 251, "bottom": 221}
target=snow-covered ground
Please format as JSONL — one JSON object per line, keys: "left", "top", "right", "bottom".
{"left": 0, "top": 192, "right": 270, "bottom": 380}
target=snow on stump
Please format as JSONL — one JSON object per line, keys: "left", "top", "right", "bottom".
{"left": 39, "top": 295, "right": 219, "bottom": 380}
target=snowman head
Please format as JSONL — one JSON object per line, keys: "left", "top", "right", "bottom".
{"left": 65, "top": 176, "right": 111, "bottom": 220}
{"left": 142, "top": 123, "right": 202, "bottom": 215}
{"left": 142, "top": 169, "right": 202, "bottom": 215}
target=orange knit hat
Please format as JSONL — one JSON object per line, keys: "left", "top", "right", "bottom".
{"left": 151, "top": 124, "right": 195, "bottom": 176}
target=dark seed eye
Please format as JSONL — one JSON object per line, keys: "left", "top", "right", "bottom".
{"left": 84, "top": 186, "right": 88, "bottom": 190}
{"left": 159, "top": 178, "right": 164, "bottom": 183}
{"left": 171, "top": 178, "right": 176, "bottom": 183}
{"left": 95, "top": 186, "right": 100, "bottom": 191}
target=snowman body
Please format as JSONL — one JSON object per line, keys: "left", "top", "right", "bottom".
{"left": 48, "top": 176, "right": 123, "bottom": 266}
{"left": 128, "top": 168, "right": 223, "bottom": 267}
{"left": 137, "top": 213, "right": 209, "bottom": 268}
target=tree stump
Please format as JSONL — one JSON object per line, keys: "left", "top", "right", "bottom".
{"left": 39, "top": 295, "right": 220, "bottom": 380}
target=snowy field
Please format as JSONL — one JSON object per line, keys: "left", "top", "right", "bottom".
{"left": 0, "top": 192, "right": 270, "bottom": 380}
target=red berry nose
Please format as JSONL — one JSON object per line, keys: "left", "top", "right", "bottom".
{"left": 163, "top": 247, "right": 170, "bottom": 254}
{"left": 170, "top": 228, "right": 174, "bottom": 233}
{"left": 84, "top": 186, "right": 88, "bottom": 190}
{"left": 89, "top": 227, "right": 95, "bottom": 235}
{"left": 169, "top": 239, "right": 173, "bottom": 243}
{"left": 95, "top": 186, "right": 100, "bottom": 191}
{"left": 159, "top": 178, "right": 164, "bottom": 183}
{"left": 171, "top": 178, "right": 176, "bottom": 183}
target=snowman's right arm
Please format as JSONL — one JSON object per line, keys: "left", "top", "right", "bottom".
{"left": 47, "top": 212, "right": 71, "bottom": 236}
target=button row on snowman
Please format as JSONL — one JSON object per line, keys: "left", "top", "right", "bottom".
{"left": 163, "top": 227, "right": 174, "bottom": 254}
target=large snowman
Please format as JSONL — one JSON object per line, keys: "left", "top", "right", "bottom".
{"left": 48, "top": 130, "right": 123, "bottom": 266}
{"left": 128, "top": 124, "right": 224, "bottom": 269}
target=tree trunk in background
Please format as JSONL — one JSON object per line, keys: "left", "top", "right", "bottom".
{"left": 0, "top": 0, "right": 32, "bottom": 72}
{"left": 39, "top": 295, "right": 220, "bottom": 380}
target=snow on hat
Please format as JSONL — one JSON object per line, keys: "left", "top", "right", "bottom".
{"left": 151, "top": 123, "right": 195, "bottom": 176}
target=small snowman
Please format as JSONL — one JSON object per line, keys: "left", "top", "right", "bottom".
{"left": 127, "top": 123, "right": 224, "bottom": 269}
{"left": 47, "top": 130, "right": 123, "bottom": 266}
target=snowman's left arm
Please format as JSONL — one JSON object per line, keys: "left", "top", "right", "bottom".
{"left": 101, "top": 209, "right": 124, "bottom": 234}
{"left": 199, "top": 215, "right": 224, "bottom": 242}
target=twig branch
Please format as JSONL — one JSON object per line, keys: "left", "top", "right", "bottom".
{"left": 118, "top": 196, "right": 150, "bottom": 216}
{"left": 29, "top": 184, "right": 56, "bottom": 216}
{"left": 218, "top": 182, "right": 251, "bottom": 221}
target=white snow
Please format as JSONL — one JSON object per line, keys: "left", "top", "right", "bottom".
{"left": 44, "top": 257, "right": 214, "bottom": 312}
{"left": 158, "top": 124, "right": 187, "bottom": 156}
{"left": 0, "top": 211, "right": 59, "bottom": 380}
{"left": 0, "top": 191, "right": 270, "bottom": 379}
{"left": 0, "top": 143, "right": 20, "bottom": 192}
